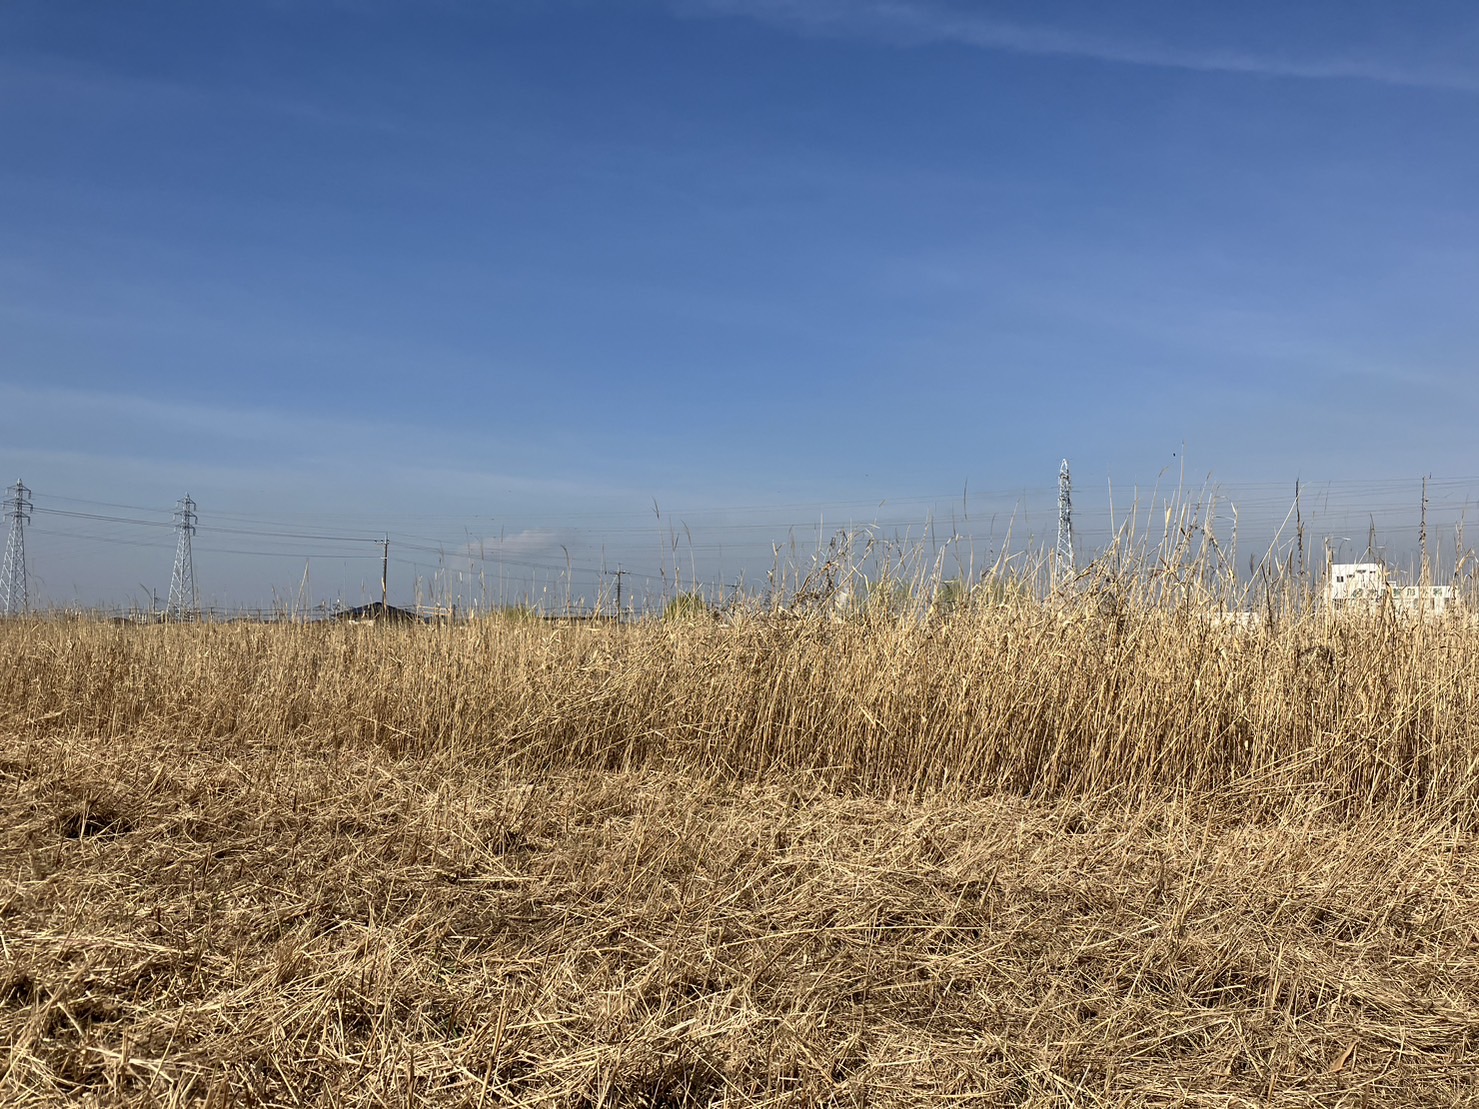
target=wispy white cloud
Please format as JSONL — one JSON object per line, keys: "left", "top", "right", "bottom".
{"left": 0, "top": 384, "right": 636, "bottom": 504}
{"left": 681, "top": 0, "right": 1479, "bottom": 93}
{"left": 459, "top": 529, "right": 566, "bottom": 560}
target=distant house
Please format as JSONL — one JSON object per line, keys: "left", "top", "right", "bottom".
{"left": 1325, "top": 562, "right": 1454, "bottom": 616}
{"left": 333, "top": 602, "right": 423, "bottom": 624}
{"left": 1326, "top": 563, "right": 1388, "bottom": 607}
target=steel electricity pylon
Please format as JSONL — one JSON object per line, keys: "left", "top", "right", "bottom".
{"left": 1, "top": 480, "right": 32, "bottom": 616}
{"left": 1056, "top": 459, "right": 1074, "bottom": 585}
{"left": 168, "top": 494, "right": 198, "bottom": 620}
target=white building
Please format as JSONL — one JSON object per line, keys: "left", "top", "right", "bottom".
{"left": 1326, "top": 562, "right": 1455, "bottom": 616}
{"left": 1326, "top": 563, "right": 1388, "bottom": 606}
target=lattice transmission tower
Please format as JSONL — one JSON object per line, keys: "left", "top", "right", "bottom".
{"left": 1, "top": 480, "right": 32, "bottom": 616}
{"left": 168, "top": 494, "right": 198, "bottom": 621}
{"left": 1056, "top": 459, "right": 1074, "bottom": 585}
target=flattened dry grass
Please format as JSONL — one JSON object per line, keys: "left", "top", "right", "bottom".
{"left": 0, "top": 610, "right": 1476, "bottom": 1105}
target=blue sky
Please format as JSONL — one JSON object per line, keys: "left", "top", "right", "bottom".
{"left": 2, "top": 1, "right": 1477, "bottom": 608}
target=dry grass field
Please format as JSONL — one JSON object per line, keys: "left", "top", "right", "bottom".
{"left": 1, "top": 601, "right": 1476, "bottom": 1105}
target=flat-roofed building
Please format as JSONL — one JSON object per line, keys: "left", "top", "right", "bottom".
{"left": 1325, "top": 562, "right": 1454, "bottom": 616}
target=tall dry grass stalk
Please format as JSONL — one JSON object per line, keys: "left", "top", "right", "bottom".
{"left": 3, "top": 594, "right": 1477, "bottom": 822}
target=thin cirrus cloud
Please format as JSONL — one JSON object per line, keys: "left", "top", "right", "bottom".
{"left": 681, "top": 0, "right": 1479, "bottom": 94}
{"left": 459, "top": 530, "right": 567, "bottom": 562}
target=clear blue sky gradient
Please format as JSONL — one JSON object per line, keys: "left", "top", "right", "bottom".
{"left": 3, "top": 1, "right": 1477, "bottom": 607}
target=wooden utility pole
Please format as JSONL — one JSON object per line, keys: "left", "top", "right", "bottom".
{"left": 381, "top": 536, "right": 389, "bottom": 608}
{"left": 1420, "top": 476, "right": 1430, "bottom": 588}
{"left": 1294, "top": 480, "right": 1304, "bottom": 582}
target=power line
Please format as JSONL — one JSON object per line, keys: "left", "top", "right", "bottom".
{"left": 28, "top": 527, "right": 176, "bottom": 551}
{"left": 38, "top": 508, "right": 174, "bottom": 528}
